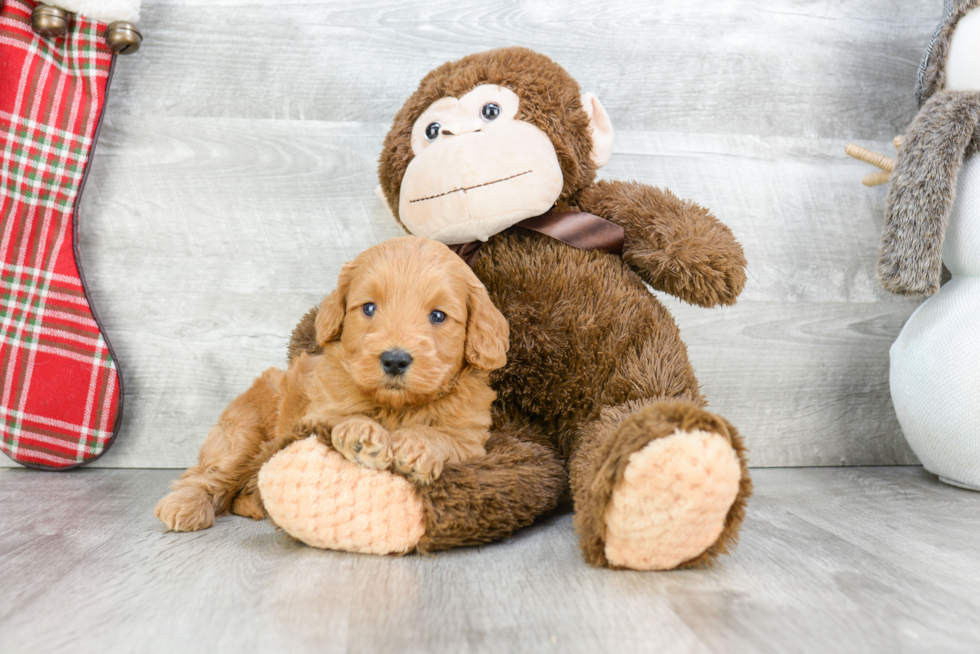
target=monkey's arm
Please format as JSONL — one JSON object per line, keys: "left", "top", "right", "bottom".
{"left": 878, "top": 91, "right": 980, "bottom": 295}
{"left": 287, "top": 305, "right": 321, "bottom": 364}
{"left": 573, "top": 180, "right": 746, "bottom": 307}
{"left": 414, "top": 420, "right": 566, "bottom": 551}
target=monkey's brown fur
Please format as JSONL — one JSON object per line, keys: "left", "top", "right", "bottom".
{"left": 879, "top": 0, "right": 980, "bottom": 295}
{"left": 292, "top": 48, "right": 751, "bottom": 567}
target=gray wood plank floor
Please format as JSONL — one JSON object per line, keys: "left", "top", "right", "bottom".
{"left": 0, "top": 0, "right": 947, "bottom": 467}
{"left": 1, "top": 466, "right": 977, "bottom": 653}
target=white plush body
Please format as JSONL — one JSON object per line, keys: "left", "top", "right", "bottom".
{"left": 890, "top": 154, "right": 980, "bottom": 490}
{"left": 46, "top": 0, "right": 140, "bottom": 24}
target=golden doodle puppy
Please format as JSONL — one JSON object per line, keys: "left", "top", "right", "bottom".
{"left": 154, "top": 236, "right": 509, "bottom": 532}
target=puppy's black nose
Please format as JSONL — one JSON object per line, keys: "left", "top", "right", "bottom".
{"left": 380, "top": 350, "right": 413, "bottom": 376}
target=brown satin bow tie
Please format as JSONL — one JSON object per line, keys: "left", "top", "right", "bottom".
{"left": 447, "top": 210, "right": 625, "bottom": 267}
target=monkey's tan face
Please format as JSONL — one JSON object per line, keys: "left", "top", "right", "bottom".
{"left": 945, "top": 8, "right": 980, "bottom": 92}
{"left": 399, "top": 85, "right": 564, "bottom": 244}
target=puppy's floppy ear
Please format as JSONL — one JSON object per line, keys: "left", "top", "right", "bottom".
{"left": 315, "top": 261, "right": 356, "bottom": 346}
{"left": 464, "top": 276, "right": 509, "bottom": 371}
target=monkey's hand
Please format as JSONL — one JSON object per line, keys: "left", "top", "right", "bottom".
{"left": 574, "top": 180, "right": 746, "bottom": 307}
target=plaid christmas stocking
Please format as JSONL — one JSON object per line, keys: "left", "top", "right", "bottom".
{"left": 0, "top": 0, "right": 122, "bottom": 469}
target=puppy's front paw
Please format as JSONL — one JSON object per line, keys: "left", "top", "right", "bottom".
{"left": 331, "top": 416, "right": 393, "bottom": 470}
{"left": 154, "top": 487, "right": 215, "bottom": 532}
{"left": 391, "top": 428, "right": 444, "bottom": 485}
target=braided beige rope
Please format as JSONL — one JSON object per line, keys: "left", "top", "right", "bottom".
{"left": 845, "top": 143, "right": 895, "bottom": 172}
{"left": 861, "top": 170, "right": 893, "bottom": 187}
{"left": 845, "top": 137, "right": 903, "bottom": 187}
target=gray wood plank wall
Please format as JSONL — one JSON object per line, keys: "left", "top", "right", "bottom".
{"left": 2, "top": 0, "right": 944, "bottom": 468}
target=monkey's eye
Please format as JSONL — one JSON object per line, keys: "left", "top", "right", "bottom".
{"left": 424, "top": 122, "right": 441, "bottom": 141}
{"left": 481, "top": 102, "right": 500, "bottom": 121}
{"left": 429, "top": 310, "right": 446, "bottom": 324}
{"left": 362, "top": 303, "right": 377, "bottom": 317}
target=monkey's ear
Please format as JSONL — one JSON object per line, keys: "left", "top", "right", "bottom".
{"left": 315, "top": 261, "right": 356, "bottom": 346}
{"left": 375, "top": 184, "right": 396, "bottom": 219}
{"left": 581, "top": 92, "right": 614, "bottom": 168}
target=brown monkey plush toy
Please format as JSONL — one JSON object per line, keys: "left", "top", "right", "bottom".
{"left": 258, "top": 47, "right": 751, "bottom": 570}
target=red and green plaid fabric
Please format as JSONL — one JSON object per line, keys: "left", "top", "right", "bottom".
{"left": 0, "top": 0, "right": 121, "bottom": 469}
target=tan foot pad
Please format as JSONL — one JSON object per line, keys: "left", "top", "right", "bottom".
{"left": 604, "top": 429, "right": 741, "bottom": 570}
{"left": 258, "top": 436, "right": 425, "bottom": 554}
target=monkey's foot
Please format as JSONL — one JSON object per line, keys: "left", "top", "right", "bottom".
{"left": 603, "top": 428, "right": 742, "bottom": 570}
{"left": 573, "top": 400, "right": 750, "bottom": 570}
{"left": 258, "top": 436, "right": 424, "bottom": 554}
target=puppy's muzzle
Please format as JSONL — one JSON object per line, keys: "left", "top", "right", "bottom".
{"left": 380, "top": 349, "right": 413, "bottom": 376}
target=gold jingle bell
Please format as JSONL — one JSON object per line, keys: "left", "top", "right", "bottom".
{"left": 105, "top": 21, "right": 142, "bottom": 55}
{"left": 32, "top": 5, "right": 70, "bottom": 37}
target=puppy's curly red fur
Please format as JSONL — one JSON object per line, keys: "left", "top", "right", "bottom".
{"left": 154, "top": 236, "right": 508, "bottom": 531}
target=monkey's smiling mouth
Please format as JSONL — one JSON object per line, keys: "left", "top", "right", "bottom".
{"left": 409, "top": 170, "right": 532, "bottom": 203}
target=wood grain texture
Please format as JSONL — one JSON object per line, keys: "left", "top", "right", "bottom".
{"left": 1, "top": 466, "right": 978, "bottom": 653}
{"left": 109, "top": 0, "right": 936, "bottom": 139}
{"left": 0, "top": 1, "right": 948, "bottom": 467}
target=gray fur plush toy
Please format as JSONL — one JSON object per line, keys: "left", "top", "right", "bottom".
{"left": 878, "top": 0, "right": 980, "bottom": 296}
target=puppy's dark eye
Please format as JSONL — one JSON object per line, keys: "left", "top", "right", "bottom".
{"left": 429, "top": 310, "right": 446, "bottom": 324}
{"left": 424, "top": 122, "right": 441, "bottom": 140}
{"left": 362, "top": 303, "right": 376, "bottom": 317}
{"left": 481, "top": 102, "right": 500, "bottom": 121}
